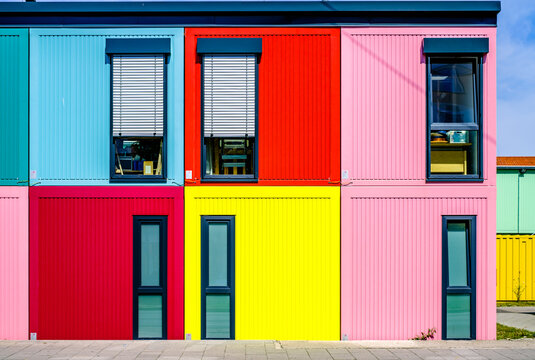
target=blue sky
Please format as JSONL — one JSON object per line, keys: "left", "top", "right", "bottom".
{"left": 496, "top": 0, "right": 535, "bottom": 155}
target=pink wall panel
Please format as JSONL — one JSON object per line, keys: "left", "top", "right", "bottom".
{"left": 0, "top": 186, "right": 28, "bottom": 340}
{"left": 341, "top": 186, "right": 496, "bottom": 340}
{"left": 341, "top": 27, "right": 496, "bottom": 186}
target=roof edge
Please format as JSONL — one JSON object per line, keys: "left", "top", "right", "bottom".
{"left": 0, "top": 1, "right": 501, "bottom": 14}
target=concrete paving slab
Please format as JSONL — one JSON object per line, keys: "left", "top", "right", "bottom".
{"left": 4, "top": 340, "right": 535, "bottom": 359}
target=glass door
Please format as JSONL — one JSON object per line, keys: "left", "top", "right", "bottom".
{"left": 201, "top": 216, "right": 235, "bottom": 339}
{"left": 133, "top": 216, "right": 167, "bottom": 339}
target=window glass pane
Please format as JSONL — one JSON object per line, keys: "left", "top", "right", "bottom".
{"left": 447, "top": 294, "right": 471, "bottom": 339}
{"left": 138, "top": 295, "right": 162, "bottom": 338}
{"left": 447, "top": 222, "right": 468, "bottom": 287}
{"left": 431, "top": 61, "right": 476, "bottom": 124}
{"left": 114, "top": 138, "right": 163, "bottom": 176}
{"left": 206, "top": 294, "right": 230, "bottom": 339}
{"left": 141, "top": 224, "right": 160, "bottom": 286}
{"left": 209, "top": 223, "right": 228, "bottom": 287}
{"left": 430, "top": 130, "right": 478, "bottom": 175}
{"left": 205, "top": 137, "right": 254, "bottom": 176}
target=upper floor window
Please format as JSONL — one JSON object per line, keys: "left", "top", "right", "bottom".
{"left": 106, "top": 38, "right": 170, "bottom": 182}
{"left": 197, "top": 38, "right": 261, "bottom": 182}
{"left": 424, "top": 38, "right": 488, "bottom": 181}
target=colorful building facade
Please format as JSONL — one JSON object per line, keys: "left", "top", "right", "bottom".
{"left": 0, "top": 1, "right": 499, "bottom": 341}
{"left": 497, "top": 157, "right": 535, "bottom": 301}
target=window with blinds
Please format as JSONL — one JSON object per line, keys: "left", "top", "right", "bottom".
{"left": 111, "top": 54, "right": 166, "bottom": 179}
{"left": 112, "top": 55, "right": 164, "bottom": 137}
{"left": 203, "top": 55, "right": 256, "bottom": 138}
{"left": 202, "top": 54, "right": 257, "bottom": 179}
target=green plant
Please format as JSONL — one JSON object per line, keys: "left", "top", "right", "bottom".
{"left": 411, "top": 327, "right": 436, "bottom": 340}
{"left": 513, "top": 271, "right": 526, "bottom": 302}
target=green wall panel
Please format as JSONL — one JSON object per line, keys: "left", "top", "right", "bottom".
{"left": 497, "top": 170, "right": 519, "bottom": 233}
{"left": 520, "top": 171, "right": 535, "bottom": 234}
{"left": 0, "top": 29, "right": 28, "bottom": 185}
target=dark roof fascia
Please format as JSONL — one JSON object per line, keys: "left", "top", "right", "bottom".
{"left": 0, "top": 1, "right": 501, "bottom": 27}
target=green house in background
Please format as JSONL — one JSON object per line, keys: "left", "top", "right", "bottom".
{"left": 497, "top": 157, "right": 535, "bottom": 301}
{"left": 0, "top": 29, "right": 28, "bottom": 186}
{"left": 497, "top": 157, "right": 535, "bottom": 234}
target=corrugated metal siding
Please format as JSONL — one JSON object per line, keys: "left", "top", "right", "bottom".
{"left": 185, "top": 186, "right": 340, "bottom": 340}
{"left": 29, "top": 186, "right": 184, "bottom": 340}
{"left": 497, "top": 170, "right": 519, "bottom": 233}
{"left": 341, "top": 27, "right": 496, "bottom": 185}
{"left": 185, "top": 28, "right": 340, "bottom": 185}
{"left": 497, "top": 235, "right": 535, "bottom": 301}
{"left": 0, "top": 29, "right": 28, "bottom": 185}
{"left": 519, "top": 171, "right": 535, "bottom": 233}
{"left": 341, "top": 187, "right": 495, "bottom": 340}
{"left": 0, "top": 187, "right": 28, "bottom": 340}
{"left": 29, "top": 28, "right": 184, "bottom": 185}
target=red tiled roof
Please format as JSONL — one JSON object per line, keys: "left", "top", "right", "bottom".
{"left": 497, "top": 157, "right": 535, "bottom": 167}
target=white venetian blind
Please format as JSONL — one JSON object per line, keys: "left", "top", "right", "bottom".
{"left": 203, "top": 55, "right": 256, "bottom": 137}
{"left": 112, "top": 55, "right": 164, "bottom": 137}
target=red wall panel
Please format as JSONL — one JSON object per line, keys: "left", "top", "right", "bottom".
{"left": 185, "top": 28, "right": 340, "bottom": 186}
{"left": 29, "top": 186, "right": 184, "bottom": 340}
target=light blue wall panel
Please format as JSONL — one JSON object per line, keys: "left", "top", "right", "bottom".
{"left": 30, "top": 28, "right": 184, "bottom": 185}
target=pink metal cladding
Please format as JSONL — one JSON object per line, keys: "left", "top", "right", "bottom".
{"left": 341, "top": 27, "right": 497, "bottom": 186}
{"left": 341, "top": 186, "right": 496, "bottom": 340}
{"left": 341, "top": 27, "right": 496, "bottom": 340}
{"left": 0, "top": 186, "right": 28, "bottom": 340}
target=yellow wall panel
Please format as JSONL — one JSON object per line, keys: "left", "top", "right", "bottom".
{"left": 497, "top": 235, "right": 535, "bottom": 301}
{"left": 185, "top": 186, "right": 340, "bottom": 340}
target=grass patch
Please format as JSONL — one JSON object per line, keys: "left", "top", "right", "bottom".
{"left": 497, "top": 301, "right": 535, "bottom": 307}
{"left": 497, "top": 323, "right": 535, "bottom": 340}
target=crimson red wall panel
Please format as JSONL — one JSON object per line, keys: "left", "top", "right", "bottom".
{"left": 29, "top": 186, "right": 184, "bottom": 340}
{"left": 185, "top": 28, "right": 340, "bottom": 186}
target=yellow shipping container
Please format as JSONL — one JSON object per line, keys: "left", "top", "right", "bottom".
{"left": 184, "top": 186, "right": 340, "bottom": 340}
{"left": 497, "top": 235, "right": 535, "bottom": 301}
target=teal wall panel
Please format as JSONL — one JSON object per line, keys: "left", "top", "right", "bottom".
{"left": 0, "top": 29, "right": 28, "bottom": 185}
{"left": 497, "top": 170, "right": 519, "bottom": 233}
{"left": 29, "top": 28, "right": 184, "bottom": 186}
{"left": 519, "top": 171, "right": 535, "bottom": 234}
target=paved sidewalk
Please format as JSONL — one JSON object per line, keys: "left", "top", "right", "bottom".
{"left": 497, "top": 306, "right": 535, "bottom": 332}
{"left": 2, "top": 340, "right": 535, "bottom": 360}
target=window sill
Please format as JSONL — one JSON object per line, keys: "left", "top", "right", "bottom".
{"left": 201, "top": 176, "right": 258, "bottom": 183}
{"left": 426, "top": 176, "right": 484, "bottom": 183}
{"left": 110, "top": 176, "right": 167, "bottom": 183}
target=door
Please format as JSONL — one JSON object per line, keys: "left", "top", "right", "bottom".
{"left": 201, "top": 216, "right": 235, "bottom": 339}
{"left": 442, "top": 216, "right": 476, "bottom": 339}
{"left": 133, "top": 216, "right": 167, "bottom": 339}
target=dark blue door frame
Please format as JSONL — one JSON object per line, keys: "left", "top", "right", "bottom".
{"left": 442, "top": 215, "right": 476, "bottom": 340}
{"left": 201, "top": 216, "right": 235, "bottom": 340}
{"left": 133, "top": 215, "right": 168, "bottom": 340}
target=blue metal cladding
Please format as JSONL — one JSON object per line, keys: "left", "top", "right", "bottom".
{"left": 29, "top": 28, "right": 184, "bottom": 186}
{"left": 0, "top": 29, "right": 28, "bottom": 186}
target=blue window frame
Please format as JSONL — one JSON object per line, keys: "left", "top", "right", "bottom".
{"left": 425, "top": 38, "right": 488, "bottom": 182}
{"left": 107, "top": 38, "right": 170, "bottom": 183}
{"left": 133, "top": 216, "right": 167, "bottom": 340}
{"left": 201, "top": 216, "right": 235, "bottom": 339}
{"left": 442, "top": 216, "right": 476, "bottom": 340}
